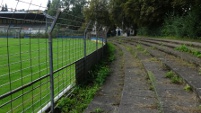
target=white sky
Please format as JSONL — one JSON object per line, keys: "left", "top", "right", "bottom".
{"left": 0, "top": 0, "right": 48, "bottom": 10}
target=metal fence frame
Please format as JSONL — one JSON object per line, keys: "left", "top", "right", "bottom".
{"left": 0, "top": 1, "right": 107, "bottom": 113}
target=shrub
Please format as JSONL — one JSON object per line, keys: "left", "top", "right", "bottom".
{"left": 162, "top": 7, "right": 201, "bottom": 38}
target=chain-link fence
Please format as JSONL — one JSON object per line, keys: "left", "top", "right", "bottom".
{"left": 0, "top": 0, "right": 107, "bottom": 112}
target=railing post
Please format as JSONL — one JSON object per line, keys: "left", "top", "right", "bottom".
{"left": 96, "top": 26, "right": 102, "bottom": 50}
{"left": 84, "top": 21, "right": 91, "bottom": 58}
{"left": 105, "top": 28, "right": 109, "bottom": 44}
{"left": 48, "top": 9, "right": 61, "bottom": 113}
{"left": 102, "top": 31, "right": 104, "bottom": 47}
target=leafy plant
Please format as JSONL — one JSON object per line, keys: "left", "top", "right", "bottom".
{"left": 165, "top": 71, "right": 183, "bottom": 84}
{"left": 147, "top": 71, "right": 156, "bottom": 91}
{"left": 175, "top": 45, "right": 201, "bottom": 58}
{"left": 165, "top": 71, "right": 174, "bottom": 78}
{"left": 93, "top": 108, "right": 104, "bottom": 113}
{"left": 175, "top": 45, "right": 190, "bottom": 52}
{"left": 184, "top": 84, "right": 193, "bottom": 92}
{"left": 136, "top": 44, "right": 143, "bottom": 51}
{"left": 191, "top": 49, "right": 201, "bottom": 58}
{"left": 171, "top": 76, "right": 183, "bottom": 84}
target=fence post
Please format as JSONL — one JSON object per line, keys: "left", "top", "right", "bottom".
{"left": 102, "top": 31, "right": 104, "bottom": 47}
{"left": 48, "top": 9, "right": 61, "bottom": 113}
{"left": 84, "top": 21, "right": 91, "bottom": 58}
{"left": 105, "top": 28, "right": 109, "bottom": 44}
{"left": 96, "top": 26, "right": 102, "bottom": 50}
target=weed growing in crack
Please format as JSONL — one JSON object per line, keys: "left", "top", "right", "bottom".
{"left": 175, "top": 44, "right": 190, "bottom": 52}
{"left": 149, "top": 85, "right": 154, "bottom": 91}
{"left": 147, "top": 71, "right": 156, "bottom": 91}
{"left": 191, "top": 49, "right": 201, "bottom": 58}
{"left": 171, "top": 76, "right": 183, "bottom": 84}
{"left": 175, "top": 45, "right": 201, "bottom": 58}
{"left": 147, "top": 71, "right": 164, "bottom": 113}
{"left": 184, "top": 84, "right": 193, "bottom": 92}
{"left": 199, "top": 67, "right": 201, "bottom": 75}
{"left": 165, "top": 71, "right": 183, "bottom": 84}
{"left": 149, "top": 57, "right": 158, "bottom": 62}
{"left": 92, "top": 108, "right": 104, "bottom": 113}
{"left": 143, "top": 49, "right": 148, "bottom": 54}
{"left": 126, "top": 46, "right": 138, "bottom": 58}
{"left": 136, "top": 44, "right": 144, "bottom": 51}
{"left": 165, "top": 71, "right": 175, "bottom": 78}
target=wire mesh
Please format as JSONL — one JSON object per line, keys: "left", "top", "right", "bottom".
{"left": 0, "top": 0, "right": 107, "bottom": 112}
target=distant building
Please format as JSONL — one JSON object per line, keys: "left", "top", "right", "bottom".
{"left": 116, "top": 27, "right": 122, "bottom": 36}
{"left": 0, "top": 10, "right": 53, "bottom": 35}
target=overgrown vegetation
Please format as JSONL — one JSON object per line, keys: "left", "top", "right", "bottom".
{"left": 175, "top": 45, "right": 190, "bottom": 52}
{"left": 56, "top": 43, "right": 115, "bottom": 113}
{"left": 81, "top": 0, "right": 201, "bottom": 39}
{"left": 147, "top": 71, "right": 164, "bottom": 113}
{"left": 136, "top": 44, "right": 144, "bottom": 51}
{"left": 165, "top": 71, "right": 183, "bottom": 84}
{"left": 175, "top": 45, "right": 201, "bottom": 58}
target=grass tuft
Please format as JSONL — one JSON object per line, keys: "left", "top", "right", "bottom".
{"left": 171, "top": 76, "right": 183, "bottom": 84}
{"left": 175, "top": 45, "right": 190, "bottom": 52}
{"left": 184, "top": 84, "right": 193, "bottom": 92}
{"left": 165, "top": 71, "right": 183, "bottom": 84}
{"left": 165, "top": 71, "right": 174, "bottom": 78}
{"left": 92, "top": 108, "right": 104, "bottom": 113}
{"left": 199, "top": 67, "right": 201, "bottom": 75}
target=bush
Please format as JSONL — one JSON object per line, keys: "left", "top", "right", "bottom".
{"left": 162, "top": 7, "right": 201, "bottom": 38}
{"left": 138, "top": 26, "right": 162, "bottom": 36}
{"left": 162, "top": 16, "right": 186, "bottom": 37}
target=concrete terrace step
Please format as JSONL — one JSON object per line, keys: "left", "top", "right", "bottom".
{"left": 83, "top": 37, "right": 201, "bottom": 113}
{"left": 117, "top": 44, "right": 158, "bottom": 113}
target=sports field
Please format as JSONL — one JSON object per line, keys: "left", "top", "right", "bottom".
{"left": 0, "top": 38, "right": 102, "bottom": 112}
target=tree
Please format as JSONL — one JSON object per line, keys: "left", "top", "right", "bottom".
{"left": 83, "top": 0, "right": 112, "bottom": 27}
{"left": 5, "top": 4, "right": 8, "bottom": 11}
{"left": 1, "top": 5, "right": 5, "bottom": 11}
{"left": 107, "top": 0, "right": 201, "bottom": 37}
{"left": 1, "top": 4, "right": 8, "bottom": 11}
{"left": 48, "top": 0, "right": 61, "bottom": 16}
{"left": 109, "top": 0, "right": 127, "bottom": 28}
{"left": 59, "top": 0, "right": 87, "bottom": 29}
{"left": 47, "top": 0, "right": 51, "bottom": 10}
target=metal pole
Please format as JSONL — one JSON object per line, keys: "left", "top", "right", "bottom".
{"left": 96, "top": 26, "right": 102, "bottom": 50}
{"left": 96, "top": 26, "right": 98, "bottom": 50}
{"left": 84, "top": 21, "right": 91, "bottom": 58}
{"left": 48, "top": 10, "right": 61, "bottom": 113}
{"left": 105, "top": 27, "right": 109, "bottom": 44}
{"left": 102, "top": 31, "right": 104, "bottom": 47}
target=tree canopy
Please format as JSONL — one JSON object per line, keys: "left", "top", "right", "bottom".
{"left": 48, "top": 0, "right": 201, "bottom": 38}
{"left": 1, "top": 4, "right": 8, "bottom": 11}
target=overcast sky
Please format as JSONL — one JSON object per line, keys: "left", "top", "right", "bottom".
{"left": 0, "top": 0, "right": 48, "bottom": 10}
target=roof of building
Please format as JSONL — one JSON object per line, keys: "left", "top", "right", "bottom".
{"left": 0, "top": 11, "right": 54, "bottom": 20}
